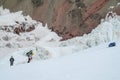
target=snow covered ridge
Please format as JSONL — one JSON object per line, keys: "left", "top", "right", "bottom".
{"left": 60, "top": 11, "right": 120, "bottom": 48}
{"left": 0, "top": 6, "right": 61, "bottom": 48}
{"left": 0, "top": 24, "right": 61, "bottom": 48}
{"left": 0, "top": 6, "right": 37, "bottom": 34}
{"left": 0, "top": 6, "right": 36, "bottom": 25}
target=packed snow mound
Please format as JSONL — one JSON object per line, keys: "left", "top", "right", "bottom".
{"left": 0, "top": 6, "right": 10, "bottom": 15}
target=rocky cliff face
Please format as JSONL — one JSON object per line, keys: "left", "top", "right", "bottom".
{"left": 1, "top": 0, "right": 120, "bottom": 40}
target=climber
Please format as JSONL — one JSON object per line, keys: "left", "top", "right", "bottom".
{"left": 26, "top": 50, "right": 34, "bottom": 63}
{"left": 26, "top": 50, "right": 34, "bottom": 57}
{"left": 9, "top": 56, "right": 15, "bottom": 66}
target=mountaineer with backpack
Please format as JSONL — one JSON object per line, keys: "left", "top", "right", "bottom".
{"left": 26, "top": 50, "right": 34, "bottom": 63}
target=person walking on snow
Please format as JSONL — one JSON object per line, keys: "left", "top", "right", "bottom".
{"left": 26, "top": 50, "right": 34, "bottom": 63}
{"left": 9, "top": 56, "right": 14, "bottom": 66}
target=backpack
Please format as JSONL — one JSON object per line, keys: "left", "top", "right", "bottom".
{"left": 26, "top": 50, "right": 34, "bottom": 57}
{"left": 108, "top": 42, "right": 116, "bottom": 47}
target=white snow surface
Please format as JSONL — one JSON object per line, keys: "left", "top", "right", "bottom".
{"left": 0, "top": 7, "right": 120, "bottom": 80}
{"left": 0, "top": 43, "right": 120, "bottom": 80}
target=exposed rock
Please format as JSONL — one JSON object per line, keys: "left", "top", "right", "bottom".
{"left": 1, "top": 22, "right": 35, "bottom": 35}
{"left": 83, "top": 0, "right": 109, "bottom": 20}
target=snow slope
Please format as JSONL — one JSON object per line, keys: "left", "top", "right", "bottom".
{"left": 0, "top": 43, "right": 120, "bottom": 80}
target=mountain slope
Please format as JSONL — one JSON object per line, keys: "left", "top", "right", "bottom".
{"left": 0, "top": 42, "right": 120, "bottom": 80}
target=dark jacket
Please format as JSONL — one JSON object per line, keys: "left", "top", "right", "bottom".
{"left": 9, "top": 57, "right": 14, "bottom": 66}
{"left": 10, "top": 57, "right": 14, "bottom": 62}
